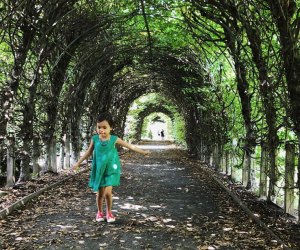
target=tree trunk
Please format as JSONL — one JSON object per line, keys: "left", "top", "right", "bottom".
{"left": 267, "top": 139, "right": 278, "bottom": 201}
{"left": 65, "top": 131, "right": 71, "bottom": 169}
{"left": 268, "top": 0, "right": 300, "bottom": 135}
{"left": 296, "top": 132, "right": 300, "bottom": 220}
{"left": 267, "top": 0, "right": 300, "bottom": 206}
{"left": 6, "top": 135, "right": 15, "bottom": 187}
{"left": 200, "top": 140, "right": 204, "bottom": 162}
{"left": 44, "top": 139, "right": 51, "bottom": 172}
{"left": 42, "top": 41, "right": 77, "bottom": 172}
{"left": 18, "top": 41, "right": 48, "bottom": 181}
{"left": 32, "top": 136, "right": 40, "bottom": 176}
{"left": 242, "top": 18, "right": 279, "bottom": 198}
{"left": 59, "top": 122, "right": 68, "bottom": 170}
{"left": 186, "top": 108, "right": 201, "bottom": 158}
{"left": 225, "top": 151, "right": 230, "bottom": 175}
{"left": 18, "top": 95, "right": 35, "bottom": 182}
{"left": 45, "top": 137, "right": 57, "bottom": 173}
{"left": 230, "top": 154, "right": 237, "bottom": 183}
{"left": 284, "top": 142, "right": 295, "bottom": 215}
{"left": 242, "top": 153, "right": 252, "bottom": 189}
{"left": 50, "top": 137, "right": 57, "bottom": 173}
{"left": 70, "top": 114, "right": 82, "bottom": 163}
{"left": 259, "top": 143, "right": 268, "bottom": 198}
{"left": 71, "top": 148, "right": 77, "bottom": 167}
{"left": 59, "top": 139, "right": 65, "bottom": 170}
{"left": 205, "top": 143, "right": 212, "bottom": 165}
{"left": 221, "top": 151, "right": 226, "bottom": 173}
{"left": 0, "top": 140, "right": 4, "bottom": 174}
{"left": 213, "top": 144, "right": 221, "bottom": 170}
{"left": 17, "top": 137, "right": 31, "bottom": 183}
{"left": 223, "top": 26, "right": 256, "bottom": 188}
{"left": 250, "top": 158, "right": 257, "bottom": 192}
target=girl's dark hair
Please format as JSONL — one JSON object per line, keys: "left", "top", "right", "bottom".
{"left": 97, "top": 112, "right": 114, "bottom": 127}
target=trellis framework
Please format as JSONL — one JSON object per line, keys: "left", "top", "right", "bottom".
{"left": 0, "top": 0, "right": 299, "bottom": 218}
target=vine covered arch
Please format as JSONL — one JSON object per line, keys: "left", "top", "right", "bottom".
{"left": 128, "top": 102, "right": 176, "bottom": 142}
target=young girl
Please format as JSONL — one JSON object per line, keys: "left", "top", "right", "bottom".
{"left": 73, "top": 112, "right": 150, "bottom": 223}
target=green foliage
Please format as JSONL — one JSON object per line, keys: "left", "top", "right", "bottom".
{"left": 0, "top": 42, "right": 13, "bottom": 87}
{"left": 173, "top": 114, "right": 186, "bottom": 145}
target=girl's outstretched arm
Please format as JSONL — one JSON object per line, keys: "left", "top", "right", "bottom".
{"left": 72, "top": 140, "right": 94, "bottom": 171}
{"left": 116, "top": 138, "right": 150, "bottom": 156}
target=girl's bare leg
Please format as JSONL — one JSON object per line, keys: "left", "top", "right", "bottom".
{"left": 103, "top": 186, "right": 115, "bottom": 222}
{"left": 97, "top": 188, "right": 105, "bottom": 213}
{"left": 104, "top": 186, "right": 113, "bottom": 213}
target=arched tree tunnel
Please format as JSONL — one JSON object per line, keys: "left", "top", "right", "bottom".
{"left": 79, "top": 49, "right": 207, "bottom": 155}
{"left": 128, "top": 102, "right": 175, "bottom": 142}
{"left": 1, "top": 0, "right": 300, "bottom": 221}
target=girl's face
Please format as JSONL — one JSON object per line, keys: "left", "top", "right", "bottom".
{"left": 96, "top": 120, "right": 112, "bottom": 138}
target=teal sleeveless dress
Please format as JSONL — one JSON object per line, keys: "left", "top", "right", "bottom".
{"left": 88, "top": 134, "right": 121, "bottom": 191}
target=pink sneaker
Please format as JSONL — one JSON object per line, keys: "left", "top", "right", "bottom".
{"left": 106, "top": 212, "right": 116, "bottom": 223}
{"left": 96, "top": 212, "right": 105, "bottom": 222}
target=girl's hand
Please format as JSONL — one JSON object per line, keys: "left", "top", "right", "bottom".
{"left": 144, "top": 150, "right": 151, "bottom": 156}
{"left": 71, "top": 163, "right": 80, "bottom": 173}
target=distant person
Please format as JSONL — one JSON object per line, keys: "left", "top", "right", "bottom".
{"left": 160, "top": 129, "right": 165, "bottom": 140}
{"left": 73, "top": 112, "right": 150, "bottom": 223}
{"left": 148, "top": 130, "right": 153, "bottom": 139}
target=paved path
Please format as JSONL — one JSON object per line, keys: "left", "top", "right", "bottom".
{"left": 0, "top": 142, "right": 282, "bottom": 249}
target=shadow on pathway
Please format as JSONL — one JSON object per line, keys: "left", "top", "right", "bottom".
{"left": 0, "top": 141, "right": 284, "bottom": 249}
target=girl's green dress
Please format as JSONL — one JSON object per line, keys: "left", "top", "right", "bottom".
{"left": 89, "top": 134, "right": 121, "bottom": 192}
